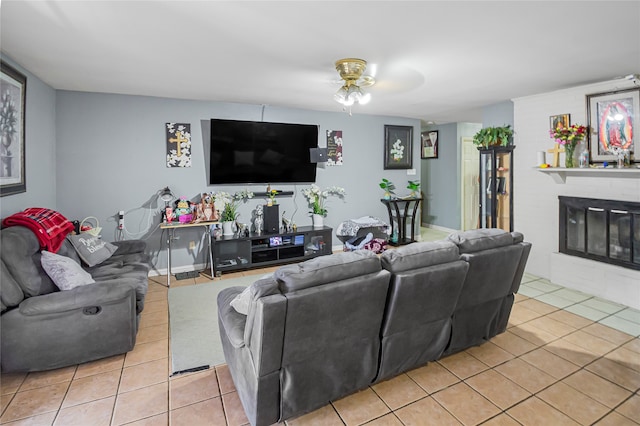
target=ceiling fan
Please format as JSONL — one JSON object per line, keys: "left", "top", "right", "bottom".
{"left": 333, "top": 58, "right": 376, "bottom": 109}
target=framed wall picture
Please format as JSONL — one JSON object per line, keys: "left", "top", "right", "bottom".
{"left": 384, "top": 125, "right": 413, "bottom": 169}
{"left": 0, "top": 60, "right": 27, "bottom": 196}
{"left": 587, "top": 87, "right": 640, "bottom": 163}
{"left": 421, "top": 130, "right": 438, "bottom": 159}
{"left": 166, "top": 122, "right": 192, "bottom": 167}
{"left": 326, "top": 129, "right": 343, "bottom": 166}
{"left": 550, "top": 114, "right": 570, "bottom": 131}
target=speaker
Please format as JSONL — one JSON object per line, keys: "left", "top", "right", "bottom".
{"left": 263, "top": 205, "right": 279, "bottom": 234}
{"left": 310, "top": 147, "right": 328, "bottom": 163}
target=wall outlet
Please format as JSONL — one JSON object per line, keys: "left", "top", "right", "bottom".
{"left": 189, "top": 241, "right": 196, "bottom": 250}
{"left": 407, "top": 169, "right": 417, "bottom": 175}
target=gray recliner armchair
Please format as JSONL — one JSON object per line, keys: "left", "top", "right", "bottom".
{"left": 217, "top": 250, "right": 391, "bottom": 426}
{"left": 0, "top": 226, "right": 150, "bottom": 372}
{"left": 444, "top": 228, "right": 532, "bottom": 355}
{"left": 376, "top": 240, "right": 469, "bottom": 382}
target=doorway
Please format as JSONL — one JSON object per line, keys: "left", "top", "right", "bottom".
{"left": 460, "top": 137, "right": 479, "bottom": 230}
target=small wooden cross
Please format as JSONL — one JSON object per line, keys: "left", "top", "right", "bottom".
{"left": 168, "top": 131, "right": 188, "bottom": 157}
{"left": 547, "top": 144, "right": 565, "bottom": 167}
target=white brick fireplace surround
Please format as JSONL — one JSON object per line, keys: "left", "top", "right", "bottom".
{"left": 513, "top": 80, "right": 640, "bottom": 310}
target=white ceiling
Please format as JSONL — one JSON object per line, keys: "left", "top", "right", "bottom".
{"left": 2, "top": 1, "right": 639, "bottom": 124}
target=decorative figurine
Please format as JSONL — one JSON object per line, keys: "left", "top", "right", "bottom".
{"left": 212, "top": 224, "right": 222, "bottom": 239}
{"left": 164, "top": 206, "right": 174, "bottom": 223}
{"left": 175, "top": 197, "right": 192, "bottom": 224}
{"left": 282, "top": 211, "right": 292, "bottom": 232}
{"left": 254, "top": 204, "right": 264, "bottom": 235}
{"left": 201, "top": 192, "right": 217, "bottom": 221}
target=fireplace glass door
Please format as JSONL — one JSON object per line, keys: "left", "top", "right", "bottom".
{"left": 559, "top": 196, "right": 640, "bottom": 271}
{"left": 610, "top": 210, "right": 633, "bottom": 262}
{"left": 565, "top": 206, "right": 585, "bottom": 252}
{"left": 587, "top": 207, "right": 607, "bottom": 257}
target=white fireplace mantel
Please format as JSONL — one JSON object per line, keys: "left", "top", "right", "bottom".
{"left": 537, "top": 167, "right": 640, "bottom": 184}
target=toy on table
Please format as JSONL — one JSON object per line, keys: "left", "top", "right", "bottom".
{"left": 191, "top": 192, "right": 218, "bottom": 223}
{"left": 175, "top": 197, "right": 192, "bottom": 224}
{"left": 164, "top": 207, "right": 175, "bottom": 223}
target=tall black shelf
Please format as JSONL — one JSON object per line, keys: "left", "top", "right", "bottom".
{"left": 479, "top": 146, "right": 515, "bottom": 232}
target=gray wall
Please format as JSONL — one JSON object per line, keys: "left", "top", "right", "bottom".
{"left": 482, "top": 100, "right": 514, "bottom": 128}
{"left": 54, "top": 91, "right": 420, "bottom": 273}
{"left": 420, "top": 123, "right": 458, "bottom": 229}
{"left": 420, "top": 122, "right": 481, "bottom": 230}
{"left": 0, "top": 56, "right": 57, "bottom": 217}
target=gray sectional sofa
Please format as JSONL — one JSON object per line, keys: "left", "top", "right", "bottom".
{"left": 0, "top": 226, "right": 150, "bottom": 372}
{"left": 218, "top": 228, "right": 531, "bottom": 426}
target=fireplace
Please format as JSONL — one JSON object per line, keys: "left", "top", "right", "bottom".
{"left": 559, "top": 196, "right": 640, "bottom": 271}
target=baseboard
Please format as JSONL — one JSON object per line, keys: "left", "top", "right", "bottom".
{"left": 148, "top": 263, "right": 206, "bottom": 277}
{"left": 421, "top": 223, "right": 457, "bottom": 234}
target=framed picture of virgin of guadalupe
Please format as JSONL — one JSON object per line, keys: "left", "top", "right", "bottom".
{"left": 587, "top": 87, "right": 639, "bottom": 163}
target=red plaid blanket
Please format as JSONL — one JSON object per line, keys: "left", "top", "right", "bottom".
{"left": 2, "top": 208, "right": 75, "bottom": 253}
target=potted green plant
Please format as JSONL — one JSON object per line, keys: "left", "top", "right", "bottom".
{"left": 472, "top": 125, "right": 514, "bottom": 148}
{"left": 407, "top": 180, "right": 420, "bottom": 198}
{"left": 214, "top": 190, "right": 254, "bottom": 235}
{"left": 379, "top": 178, "right": 396, "bottom": 199}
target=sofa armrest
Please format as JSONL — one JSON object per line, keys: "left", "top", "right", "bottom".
{"left": 1, "top": 281, "right": 137, "bottom": 372}
{"left": 218, "top": 287, "right": 247, "bottom": 348}
{"left": 18, "top": 283, "right": 135, "bottom": 316}
{"left": 112, "top": 239, "right": 146, "bottom": 256}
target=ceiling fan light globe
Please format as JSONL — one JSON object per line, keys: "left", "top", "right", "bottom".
{"left": 333, "top": 58, "right": 373, "bottom": 110}
{"left": 359, "top": 92, "right": 371, "bottom": 105}
{"left": 334, "top": 86, "right": 348, "bottom": 104}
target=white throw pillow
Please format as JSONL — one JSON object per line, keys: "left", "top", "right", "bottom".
{"left": 230, "top": 286, "right": 252, "bottom": 315}
{"left": 41, "top": 250, "right": 95, "bottom": 291}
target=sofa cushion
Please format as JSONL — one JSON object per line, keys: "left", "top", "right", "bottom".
{"left": 381, "top": 240, "right": 459, "bottom": 273}
{"left": 40, "top": 251, "right": 95, "bottom": 290}
{"left": 56, "top": 239, "right": 83, "bottom": 264}
{"left": 274, "top": 250, "right": 381, "bottom": 293}
{"left": 1, "top": 259, "right": 25, "bottom": 311}
{"left": 112, "top": 239, "right": 147, "bottom": 256}
{"left": 67, "top": 234, "right": 118, "bottom": 267}
{"left": 218, "top": 286, "right": 248, "bottom": 348}
{"left": 0, "top": 226, "right": 58, "bottom": 297}
{"left": 447, "top": 228, "right": 514, "bottom": 253}
{"left": 511, "top": 231, "right": 524, "bottom": 244}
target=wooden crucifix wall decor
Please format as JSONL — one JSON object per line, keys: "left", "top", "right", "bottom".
{"left": 166, "top": 123, "right": 191, "bottom": 168}
{"left": 547, "top": 143, "right": 565, "bottom": 168}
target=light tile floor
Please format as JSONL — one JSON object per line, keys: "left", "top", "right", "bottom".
{"left": 1, "top": 228, "right": 639, "bottom": 425}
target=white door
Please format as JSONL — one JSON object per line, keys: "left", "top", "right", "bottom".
{"left": 460, "top": 137, "right": 479, "bottom": 230}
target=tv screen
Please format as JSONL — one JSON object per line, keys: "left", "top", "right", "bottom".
{"left": 209, "top": 119, "right": 319, "bottom": 184}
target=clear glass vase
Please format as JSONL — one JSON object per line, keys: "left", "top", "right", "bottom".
{"left": 565, "top": 143, "right": 576, "bottom": 168}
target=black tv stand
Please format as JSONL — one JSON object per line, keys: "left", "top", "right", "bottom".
{"left": 212, "top": 226, "right": 332, "bottom": 275}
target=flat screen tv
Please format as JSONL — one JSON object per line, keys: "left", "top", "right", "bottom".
{"left": 209, "top": 118, "right": 319, "bottom": 184}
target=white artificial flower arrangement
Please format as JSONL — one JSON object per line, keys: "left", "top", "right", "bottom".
{"left": 301, "top": 184, "right": 346, "bottom": 217}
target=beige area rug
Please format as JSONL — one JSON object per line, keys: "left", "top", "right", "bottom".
{"left": 168, "top": 275, "right": 255, "bottom": 375}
